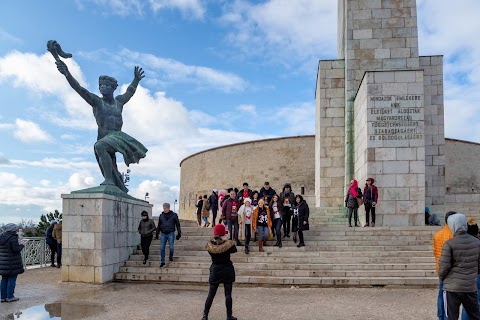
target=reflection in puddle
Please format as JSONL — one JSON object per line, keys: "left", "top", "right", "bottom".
{"left": 2, "top": 301, "right": 106, "bottom": 320}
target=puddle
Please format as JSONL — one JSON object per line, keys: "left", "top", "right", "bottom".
{"left": 2, "top": 301, "right": 106, "bottom": 320}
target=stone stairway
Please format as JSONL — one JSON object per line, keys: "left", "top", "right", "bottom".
{"left": 115, "top": 220, "right": 441, "bottom": 287}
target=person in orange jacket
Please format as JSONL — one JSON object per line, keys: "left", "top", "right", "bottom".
{"left": 433, "top": 211, "right": 456, "bottom": 320}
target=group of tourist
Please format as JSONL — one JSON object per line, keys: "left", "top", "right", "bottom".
{"left": 196, "top": 182, "right": 309, "bottom": 254}
{"left": 344, "top": 178, "right": 378, "bottom": 227}
{"left": 434, "top": 211, "right": 480, "bottom": 320}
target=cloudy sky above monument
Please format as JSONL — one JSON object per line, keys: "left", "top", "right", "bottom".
{"left": 0, "top": 0, "right": 479, "bottom": 223}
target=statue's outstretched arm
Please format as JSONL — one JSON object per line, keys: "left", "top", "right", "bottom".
{"left": 117, "top": 66, "right": 145, "bottom": 105}
{"left": 56, "top": 60, "right": 98, "bottom": 107}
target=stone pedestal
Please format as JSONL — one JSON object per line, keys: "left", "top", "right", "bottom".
{"left": 61, "top": 192, "right": 152, "bottom": 283}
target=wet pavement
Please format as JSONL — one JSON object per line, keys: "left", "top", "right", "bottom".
{"left": 0, "top": 268, "right": 439, "bottom": 319}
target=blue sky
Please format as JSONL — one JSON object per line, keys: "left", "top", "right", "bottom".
{"left": 0, "top": 0, "right": 479, "bottom": 223}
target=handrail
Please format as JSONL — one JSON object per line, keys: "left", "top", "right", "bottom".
{"left": 21, "top": 237, "right": 51, "bottom": 268}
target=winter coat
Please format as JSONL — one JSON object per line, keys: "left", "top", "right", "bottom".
{"left": 236, "top": 189, "right": 253, "bottom": 205}
{"left": 467, "top": 224, "right": 479, "bottom": 238}
{"left": 46, "top": 227, "right": 57, "bottom": 246}
{"left": 439, "top": 214, "right": 480, "bottom": 292}
{"left": 53, "top": 223, "right": 62, "bottom": 243}
{"left": 279, "top": 190, "right": 295, "bottom": 213}
{"left": 202, "top": 199, "right": 210, "bottom": 218}
{"left": 269, "top": 201, "right": 284, "bottom": 220}
{"left": 433, "top": 225, "right": 453, "bottom": 272}
{"left": 296, "top": 200, "right": 310, "bottom": 231}
{"left": 259, "top": 187, "right": 276, "bottom": 205}
{"left": 237, "top": 204, "right": 255, "bottom": 240}
{"left": 345, "top": 188, "right": 363, "bottom": 208}
{"left": 252, "top": 206, "right": 272, "bottom": 230}
{"left": 196, "top": 199, "right": 204, "bottom": 215}
{"left": 363, "top": 185, "right": 378, "bottom": 204}
{"left": 222, "top": 198, "right": 239, "bottom": 221}
{"left": 156, "top": 211, "right": 181, "bottom": 236}
{"left": 209, "top": 193, "right": 218, "bottom": 210}
{"left": 138, "top": 219, "right": 156, "bottom": 238}
{"left": 0, "top": 231, "right": 25, "bottom": 276}
{"left": 207, "top": 237, "right": 237, "bottom": 284}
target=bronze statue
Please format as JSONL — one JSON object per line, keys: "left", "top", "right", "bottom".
{"left": 48, "top": 40, "right": 147, "bottom": 193}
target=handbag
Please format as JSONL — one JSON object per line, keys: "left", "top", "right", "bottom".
{"left": 357, "top": 198, "right": 363, "bottom": 207}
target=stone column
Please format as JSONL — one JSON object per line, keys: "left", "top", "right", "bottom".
{"left": 61, "top": 192, "right": 152, "bottom": 283}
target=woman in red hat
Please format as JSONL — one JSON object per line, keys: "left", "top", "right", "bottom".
{"left": 202, "top": 224, "right": 237, "bottom": 320}
{"left": 363, "top": 178, "right": 378, "bottom": 227}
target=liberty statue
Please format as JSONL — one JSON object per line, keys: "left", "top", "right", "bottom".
{"left": 48, "top": 40, "right": 148, "bottom": 194}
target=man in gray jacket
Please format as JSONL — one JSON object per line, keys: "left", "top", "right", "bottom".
{"left": 439, "top": 213, "right": 480, "bottom": 320}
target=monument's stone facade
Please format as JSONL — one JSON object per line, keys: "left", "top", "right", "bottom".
{"left": 315, "top": 0, "right": 445, "bottom": 225}
{"left": 61, "top": 193, "right": 152, "bottom": 283}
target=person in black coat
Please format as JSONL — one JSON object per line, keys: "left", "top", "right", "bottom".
{"left": 0, "top": 223, "right": 25, "bottom": 302}
{"left": 294, "top": 195, "right": 309, "bottom": 247}
{"left": 345, "top": 179, "right": 363, "bottom": 227}
{"left": 202, "top": 224, "right": 237, "bottom": 320}
{"left": 45, "top": 221, "right": 58, "bottom": 267}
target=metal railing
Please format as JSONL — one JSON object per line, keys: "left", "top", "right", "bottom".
{"left": 21, "top": 237, "right": 52, "bottom": 268}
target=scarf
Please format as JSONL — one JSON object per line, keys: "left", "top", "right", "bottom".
{"left": 349, "top": 180, "right": 359, "bottom": 198}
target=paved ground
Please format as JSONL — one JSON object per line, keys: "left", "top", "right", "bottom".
{"left": 1, "top": 267, "right": 440, "bottom": 320}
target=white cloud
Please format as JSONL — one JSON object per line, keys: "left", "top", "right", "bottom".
{"left": 149, "top": 0, "right": 205, "bottom": 19}
{"left": 13, "top": 119, "right": 52, "bottom": 143}
{"left": 220, "top": 0, "right": 337, "bottom": 70}
{"left": 130, "top": 180, "right": 179, "bottom": 216}
{"left": 0, "top": 28, "right": 22, "bottom": 44}
{"left": 118, "top": 49, "right": 247, "bottom": 92}
{"left": 11, "top": 157, "right": 97, "bottom": 170}
{"left": 76, "top": 0, "right": 205, "bottom": 18}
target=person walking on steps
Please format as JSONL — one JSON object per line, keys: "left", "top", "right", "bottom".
{"left": 45, "top": 221, "right": 58, "bottom": 267}
{"left": 269, "top": 194, "right": 284, "bottom": 248}
{"left": 238, "top": 197, "right": 254, "bottom": 254}
{"left": 363, "top": 178, "right": 378, "bottom": 227}
{"left": 155, "top": 203, "right": 181, "bottom": 268}
{"left": 345, "top": 179, "right": 363, "bottom": 227}
{"left": 222, "top": 190, "right": 242, "bottom": 246}
{"left": 138, "top": 210, "right": 156, "bottom": 264}
{"left": 295, "top": 195, "right": 309, "bottom": 248}
{"left": 209, "top": 189, "right": 219, "bottom": 227}
{"left": 202, "top": 194, "right": 211, "bottom": 227}
{"left": 252, "top": 199, "right": 272, "bottom": 252}
{"left": 202, "top": 224, "right": 237, "bottom": 320}
{"left": 279, "top": 183, "right": 295, "bottom": 238}
{"left": 0, "top": 224, "right": 25, "bottom": 303}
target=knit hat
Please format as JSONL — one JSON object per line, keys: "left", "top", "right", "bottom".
{"left": 366, "top": 178, "right": 375, "bottom": 184}
{"left": 141, "top": 211, "right": 149, "bottom": 217}
{"left": 212, "top": 189, "right": 218, "bottom": 192}
{"left": 244, "top": 198, "right": 252, "bottom": 204}
{"left": 4, "top": 223, "right": 17, "bottom": 232}
{"left": 213, "top": 224, "right": 226, "bottom": 237}
{"left": 51, "top": 221, "right": 58, "bottom": 225}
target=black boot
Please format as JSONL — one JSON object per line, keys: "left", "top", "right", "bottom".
{"left": 201, "top": 312, "right": 208, "bottom": 320}
{"left": 278, "top": 241, "right": 282, "bottom": 248}
{"left": 244, "top": 246, "right": 249, "bottom": 254}
{"left": 273, "top": 241, "right": 279, "bottom": 247}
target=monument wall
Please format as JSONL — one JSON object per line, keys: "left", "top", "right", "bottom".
{"left": 315, "top": 60, "right": 346, "bottom": 207}
{"left": 179, "top": 136, "right": 315, "bottom": 221}
{"left": 445, "top": 139, "right": 480, "bottom": 193}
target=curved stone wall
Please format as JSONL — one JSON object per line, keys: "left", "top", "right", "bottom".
{"left": 179, "top": 135, "right": 315, "bottom": 220}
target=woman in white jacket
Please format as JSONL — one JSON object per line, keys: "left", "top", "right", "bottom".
{"left": 237, "top": 198, "right": 254, "bottom": 254}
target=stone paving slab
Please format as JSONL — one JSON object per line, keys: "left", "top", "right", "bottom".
{"left": 0, "top": 268, "right": 439, "bottom": 320}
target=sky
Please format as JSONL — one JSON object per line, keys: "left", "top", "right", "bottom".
{"left": 0, "top": 0, "right": 479, "bottom": 223}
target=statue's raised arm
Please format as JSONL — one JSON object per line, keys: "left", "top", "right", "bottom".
{"left": 117, "top": 66, "right": 145, "bottom": 105}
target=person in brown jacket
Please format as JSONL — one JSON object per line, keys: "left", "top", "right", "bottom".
{"left": 439, "top": 213, "right": 480, "bottom": 320}
{"left": 52, "top": 221, "right": 62, "bottom": 268}
{"left": 202, "top": 195, "right": 210, "bottom": 227}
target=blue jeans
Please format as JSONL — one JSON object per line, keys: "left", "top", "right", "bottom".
{"left": 438, "top": 279, "right": 445, "bottom": 320}
{"left": 160, "top": 232, "right": 175, "bottom": 264}
{"left": 227, "top": 219, "right": 239, "bottom": 243}
{"left": 257, "top": 226, "right": 269, "bottom": 241}
{"left": 461, "top": 275, "right": 480, "bottom": 320}
{"left": 1, "top": 274, "right": 17, "bottom": 300}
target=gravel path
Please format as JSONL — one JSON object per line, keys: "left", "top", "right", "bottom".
{"left": 0, "top": 267, "right": 439, "bottom": 319}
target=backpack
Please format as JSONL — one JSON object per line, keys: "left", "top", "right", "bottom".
{"left": 206, "top": 196, "right": 212, "bottom": 211}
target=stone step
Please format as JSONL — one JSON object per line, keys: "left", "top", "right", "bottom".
{"left": 172, "top": 238, "right": 434, "bottom": 246}
{"left": 118, "top": 265, "right": 437, "bottom": 278}
{"left": 114, "top": 273, "right": 438, "bottom": 287}
{"left": 124, "top": 261, "right": 435, "bottom": 270}
{"left": 145, "top": 244, "right": 433, "bottom": 252}
{"left": 176, "top": 234, "right": 434, "bottom": 241}
{"left": 129, "top": 251, "right": 435, "bottom": 264}
{"left": 178, "top": 229, "right": 439, "bottom": 236}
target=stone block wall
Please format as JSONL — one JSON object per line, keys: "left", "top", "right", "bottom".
{"left": 354, "top": 70, "right": 425, "bottom": 226}
{"left": 61, "top": 193, "right": 152, "bottom": 283}
{"left": 315, "top": 59, "right": 346, "bottom": 207}
{"left": 180, "top": 136, "right": 315, "bottom": 221}
{"left": 445, "top": 138, "right": 480, "bottom": 193}
{"left": 420, "top": 55, "right": 446, "bottom": 206}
